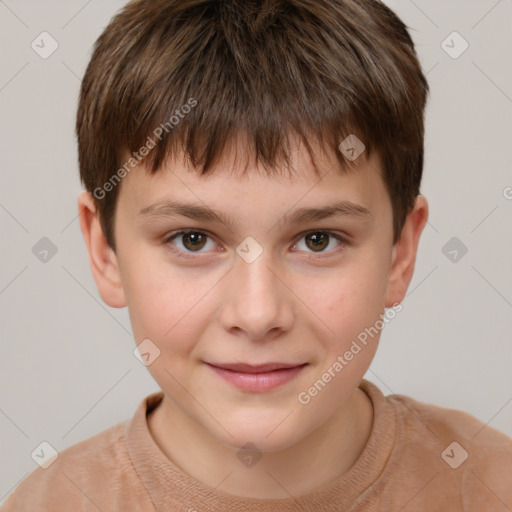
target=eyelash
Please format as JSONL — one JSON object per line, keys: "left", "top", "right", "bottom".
{"left": 163, "top": 229, "right": 349, "bottom": 260}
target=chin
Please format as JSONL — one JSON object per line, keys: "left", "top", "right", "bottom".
{"left": 211, "top": 413, "right": 308, "bottom": 454}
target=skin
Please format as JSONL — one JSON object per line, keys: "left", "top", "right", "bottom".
{"left": 79, "top": 134, "right": 428, "bottom": 499}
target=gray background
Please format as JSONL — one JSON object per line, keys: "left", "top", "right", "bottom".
{"left": 1, "top": 0, "right": 511, "bottom": 504}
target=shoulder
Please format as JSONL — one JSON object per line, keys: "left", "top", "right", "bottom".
{"left": 1, "top": 419, "right": 149, "bottom": 511}
{"left": 389, "top": 391, "right": 512, "bottom": 450}
{"left": 386, "top": 391, "right": 512, "bottom": 508}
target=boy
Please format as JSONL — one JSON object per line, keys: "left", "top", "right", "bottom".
{"left": 3, "top": 0, "right": 511, "bottom": 510}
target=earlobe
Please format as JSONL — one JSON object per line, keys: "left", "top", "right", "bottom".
{"left": 384, "top": 195, "right": 429, "bottom": 307}
{"left": 77, "top": 192, "right": 127, "bottom": 308}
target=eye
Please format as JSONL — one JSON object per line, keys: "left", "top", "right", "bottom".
{"left": 164, "top": 229, "right": 348, "bottom": 260}
{"left": 292, "top": 231, "right": 346, "bottom": 254}
{"left": 165, "top": 230, "right": 218, "bottom": 257}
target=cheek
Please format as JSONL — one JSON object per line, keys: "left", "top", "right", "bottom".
{"left": 320, "top": 255, "right": 390, "bottom": 347}
{"left": 122, "top": 257, "right": 220, "bottom": 347}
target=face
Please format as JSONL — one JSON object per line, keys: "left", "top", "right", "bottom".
{"left": 86, "top": 136, "right": 417, "bottom": 453}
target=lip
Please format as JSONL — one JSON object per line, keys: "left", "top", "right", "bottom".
{"left": 206, "top": 362, "right": 308, "bottom": 392}
{"left": 209, "top": 362, "right": 304, "bottom": 373}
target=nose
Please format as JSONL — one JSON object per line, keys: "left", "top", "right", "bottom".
{"left": 218, "top": 250, "right": 295, "bottom": 341}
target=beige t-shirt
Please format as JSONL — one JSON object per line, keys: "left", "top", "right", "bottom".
{"left": 2, "top": 379, "right": 511, "bottom": 511}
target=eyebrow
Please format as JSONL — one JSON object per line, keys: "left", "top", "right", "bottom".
{"left": 139, "top": 199, "right": 372, "bottom": 228}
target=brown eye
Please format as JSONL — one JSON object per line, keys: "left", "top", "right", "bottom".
{"left": 293, "top": 231, "right": 346, "bottom": 255}
{"left": 304, "top": 232, "right": 330, "bottom": 252}
{"left": 181, "top": 232, "right": 207, "bottom": 251}
{"left": 166, "top": 230, "right": 217, "bottom": 256}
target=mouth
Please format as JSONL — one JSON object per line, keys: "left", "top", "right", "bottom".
{"left": 205, "top": 362, "right": 308, "bottom": 392}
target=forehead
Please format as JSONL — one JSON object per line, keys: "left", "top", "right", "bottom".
{"left": 116, "top": 134, "right": 389, "bottom": 228}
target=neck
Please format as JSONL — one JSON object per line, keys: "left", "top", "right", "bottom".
{"left": 147, "top": 386, "right": 374, "bottom": 499}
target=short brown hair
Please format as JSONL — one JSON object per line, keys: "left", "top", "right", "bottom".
{"left": 76, "top": 0, "right": 429, "bottom": 249}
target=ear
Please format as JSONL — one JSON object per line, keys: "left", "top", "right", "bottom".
{"left": 385, "top": 195, "right": 429, "bottom": 307}
{"left": 78, "top": 191, "right": 126, "bottom": 308}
